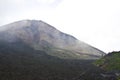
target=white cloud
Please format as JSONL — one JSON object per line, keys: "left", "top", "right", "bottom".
{"left": 47, "top": 0, "right": 120, "bottom": 52}
{"left": 36, "top": 0, "right": 56, "bottom": 4}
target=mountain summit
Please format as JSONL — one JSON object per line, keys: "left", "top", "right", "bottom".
{"left": 0, "top": 20, "right": 105, "bottom": 59}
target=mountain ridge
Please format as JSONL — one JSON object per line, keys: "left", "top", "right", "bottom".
{"left": 0, "top": 20, "right": 105, "bottom": 59}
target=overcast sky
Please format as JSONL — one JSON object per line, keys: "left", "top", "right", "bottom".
{"left": 0, "top": 0, "right": 120, "bottom": 53}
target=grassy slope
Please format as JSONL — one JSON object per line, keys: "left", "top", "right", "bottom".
{"left": 95, "top": 51, "right": 120, "bottom": 71}
{"left": 95, "top": 51, "right": 120, "bottom": 80}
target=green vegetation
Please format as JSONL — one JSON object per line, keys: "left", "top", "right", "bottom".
{"left": 95, "top": 51, "right": 120, "bottom": 71}
{"left": 95, "top": 51, "right": 120, "bottom": 80}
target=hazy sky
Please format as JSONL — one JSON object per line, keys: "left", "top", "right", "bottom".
{"left": 0, "top": 0, "right": 120, "bottom": 53}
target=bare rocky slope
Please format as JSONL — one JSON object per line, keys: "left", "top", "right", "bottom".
{"left": 0, "top": 20, "right": 105, "bottom": 59}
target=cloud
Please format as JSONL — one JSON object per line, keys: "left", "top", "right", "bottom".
{"left": 36, "top": 0, "right": 56, "bottom": 4}
{"left": 0, "top": 0, "right": 62, "bottom": 25}
{"left": 49, "top": 0, "right": 120, "bottom": 52}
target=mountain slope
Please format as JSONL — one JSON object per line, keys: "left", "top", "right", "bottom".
{"left": 95, "top": 51, "right": 120, "bottom": 71}
{"left": 0, "top": 40, "right": 106, "bottom": 80}
{"left": 95, "top": 51, "right": 120, "bottom": 80}
{"left": 0, "top": 20, "right": 105, "bottom": 59}
{"left": 0, "top": 20, "right": 108, "bottom": 80}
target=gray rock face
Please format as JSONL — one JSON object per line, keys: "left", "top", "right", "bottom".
{"left": 0, "top": 20, "right": 105, "bottom": 59}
